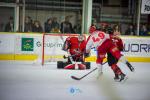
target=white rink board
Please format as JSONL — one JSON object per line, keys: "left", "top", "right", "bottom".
{"left": 15, "top": 33, "right": 42, "bottom": 54}
{"left": 121, "top": 37, "right": 150, "bottom": 57}
{"left": 0, "top": 34, "right": 15, "bottom": 53}
{"left": 0, "top": 33, "right": 150, "bottom": 61}
{"left": 84, "top": 36, "right": 150, "bottom": 57}
{"left": 44, "top": 35, "right": 68, "bottom": 55}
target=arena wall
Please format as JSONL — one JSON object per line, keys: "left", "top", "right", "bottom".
{"left": 0, "top": 32, "right": 150, "bottom": 62}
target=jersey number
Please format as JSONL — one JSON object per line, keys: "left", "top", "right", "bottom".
{"left": 92, "top": 33, "right": 105, "bottom": 42}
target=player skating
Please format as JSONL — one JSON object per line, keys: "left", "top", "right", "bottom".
{"left": 85, "top": 26, "right": 134, "bottom": 82}
{"left": 105, "top": 26, "right": 127, "bottom": 82}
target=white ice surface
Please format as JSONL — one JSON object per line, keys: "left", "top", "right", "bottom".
{"left": 0, "top": 61, "right": 150, "bottom": 100}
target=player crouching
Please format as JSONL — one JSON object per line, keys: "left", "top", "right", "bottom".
{"left": 57, "top": 35, "right": 90, "bottom": 70}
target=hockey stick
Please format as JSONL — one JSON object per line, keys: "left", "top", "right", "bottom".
{"left": 71, "top": 61, "right": 107, "bottom": 80}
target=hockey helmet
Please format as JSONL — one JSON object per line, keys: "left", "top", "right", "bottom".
{"left": 106, "top": 27, "right": 113, "bottom": 34}
{"left": 78, "top": 35, "right": 84, "bottom": 42}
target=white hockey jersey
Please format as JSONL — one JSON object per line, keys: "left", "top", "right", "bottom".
{"left": 86, "top": 31, "right": 110, "bottom": 51}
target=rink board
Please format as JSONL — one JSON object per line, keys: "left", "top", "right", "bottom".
{"left": 0, "top": 33, "right": 150, "bottom": 62}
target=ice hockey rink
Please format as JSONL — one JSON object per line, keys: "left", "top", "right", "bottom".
{"left": 0, "top": 61, "right": 150, "bottom": 100}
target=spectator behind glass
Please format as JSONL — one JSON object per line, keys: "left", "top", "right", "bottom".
{"left": 24, "top": 16, "right": 32, "bottom": 32}
{"left": 44, "top": 18, "right": 53, "bottom": 33}
{"left": 100, "top": 22, "right": 109, "bottom": 32}
{"left": 60, "top": 16, "right": 74, "bottom": 33}
{"left": 113, "top": 24, "right": 121, "bottom": 35}
{"left": 147, "top": 24, "right": 150, "bottom": 35}
{"left": 0, "top": 23, "right": 4, "bottom": 32}
{"left": 51, "top": 17, "right": 60, "bottom": 33}
{"left": 139, "top": 24, "right": 149, "bottom": 36}
{"left": 4, "top": 16, "right": 14, "bottom": 32}
{"left": 32, "top": 20, "right": 43, "bottom": 33}
{"left": 125, "top": 24, "right": 136, "bottom": 35}
{"left": 73, "top": 19, "right": 81, "bottom": 34}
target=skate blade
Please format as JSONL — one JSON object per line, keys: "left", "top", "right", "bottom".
{"left": 114, "top": 79, "right": 120, "bottom": 82}
{"left": 120, "top": 76, "right": 128, "bottom": 83}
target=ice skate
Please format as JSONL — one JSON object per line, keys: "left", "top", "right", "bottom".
{"left": 119, "top": 73, "right": 128, "bottom": 82}
{"left": 96, "top": 63, "right": 103, "bottom": 79}
{"left": 96, "top": 66, "right": 103, "bottom": 79}
{"left": 114, "top": 74, "right": 120, "bottom": 82}
{"left": 126, "top": 62, "right": 135, "bottom": 72}
{"left": 97, "top": 71, "right": 103, "bottom": 79}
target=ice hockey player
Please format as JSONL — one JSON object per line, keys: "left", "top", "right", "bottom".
{"left": 62, "top": 34, "right": 87, "bottom": 69}
{"left": 105, "top": 26, "right": 127, "bottom": 82}
{"left": 85, "top": 26, "right": 134, "bottom": 82}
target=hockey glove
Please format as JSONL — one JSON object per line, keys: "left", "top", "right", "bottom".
{"left": 84, "top": 53, "right": 90, "bottom": 58}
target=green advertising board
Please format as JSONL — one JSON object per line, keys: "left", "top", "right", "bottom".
{"left": 21, "top": 38, "right": 34, "bottom": 51}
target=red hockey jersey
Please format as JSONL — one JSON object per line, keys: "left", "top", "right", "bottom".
{"left": 111, "top": 36, "right": 124, "bottom": 51}
{"left": 63, "top": 36, "right": 86, "bottom": 56}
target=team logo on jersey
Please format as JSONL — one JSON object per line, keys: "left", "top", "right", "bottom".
{"left": 21, "top": 38, "right": 34, "bottom": 51}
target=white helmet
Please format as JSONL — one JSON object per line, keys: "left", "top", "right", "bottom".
{"left": 78, "top": 35, "right": 84, "bottom": 42}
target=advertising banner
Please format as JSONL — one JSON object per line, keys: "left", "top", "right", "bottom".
{"left": 15, "top": 33, "right": 42, "bottom": 54}
{"left": 43, "top": 35, "right": 67, "bottom": 55}
{"left": 122, "top": 37, "right": 150, "bottom": 57}
{"left": 88, "top": 36, "right": 150, "bottom": 57}
{"left": 0, "top": 33, "right": 150, "bottom": 62}
{"left": 21, "top": 38, "right": 34, "bottom": 51}
{"left": 141, "top": 0, "right": 150, "bottom": 14}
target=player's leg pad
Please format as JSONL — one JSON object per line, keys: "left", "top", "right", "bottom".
{"left": 83, "top": 62, "right": 91, "bottom": 69}
{"left": 57, "top": 61, "right": 70, "bottom": 69}
{"left": 57, "top": 61, "right": 64, "bottom": 69}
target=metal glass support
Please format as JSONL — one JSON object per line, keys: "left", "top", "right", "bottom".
{"left": 14, "top": 0, "right": 19, "bottom": 32}
{"left": 82, "top": 0, "right": 93, "bottom": 34}
{"left": 22, "top": 0, "right": 25, "bottom": 32}
{"left": 136, "top": 0, "right": 141, "bottom": 36}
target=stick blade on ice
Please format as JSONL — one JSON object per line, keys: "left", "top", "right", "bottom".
{"left": 71, "top": 76, "right": 81, "bottom": 80}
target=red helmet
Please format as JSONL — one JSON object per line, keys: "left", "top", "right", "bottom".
{"left": 89, "top": 26, "right": 96, "bottom": 34}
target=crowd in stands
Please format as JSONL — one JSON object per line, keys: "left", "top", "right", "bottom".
{"left": 2, "top": 16, "right": 150, "bottom": 36}
{"left": 93, "top": 21, "right": 150, "bottom": 36}
{"left": 4, "top": 16, "right": 14, "bottom": 32}
{"left": 23, "top": 15, "right": 78, "bottom": 34}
